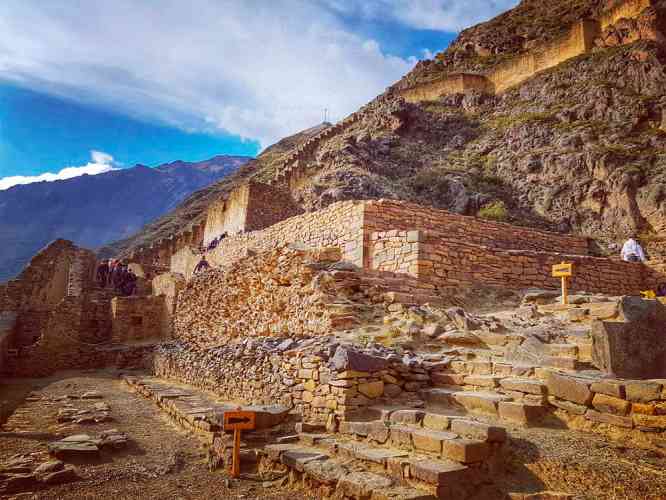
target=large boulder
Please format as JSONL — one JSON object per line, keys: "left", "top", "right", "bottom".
{"left": 591, "top": 297, "right": 666, "bottom": 379}
{"left": 329, "top": 346, "right": 388, "bottom": 373}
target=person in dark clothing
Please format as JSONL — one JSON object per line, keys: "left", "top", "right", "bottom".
{"left": 657, "top": 283, "right": 666, "bottom": 297}
{"left": 107, "top": 259, "right": 118, "bottom": 287}
{"left": 113, "top": 263, "right": 127, "bottom": 291}
{"left": 122, "top": 270, "right": 138, "bottom": 296}
{"left": 208, "top": 237, "right": 219, "bottom": 251}
{"left": 96, "top": 260, "right": 109, "bottom": 287}
{"left": 194, "top": 256, "right": 210, "bottom": 274}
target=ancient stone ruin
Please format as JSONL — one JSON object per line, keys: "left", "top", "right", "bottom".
{"left": 2, "top": 1, "right": 666, "bottom": 497}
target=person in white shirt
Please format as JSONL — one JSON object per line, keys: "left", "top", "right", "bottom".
{"left": 621, "top": 236, "right": 646, "bottom": 262}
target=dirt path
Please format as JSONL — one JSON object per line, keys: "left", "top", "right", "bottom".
{"left": 0, "top": 370, "right": 310, "bottom": 499}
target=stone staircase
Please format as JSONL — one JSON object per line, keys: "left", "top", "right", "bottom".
{"left": 259, "top": 406, "right": 508, "bottom": 499}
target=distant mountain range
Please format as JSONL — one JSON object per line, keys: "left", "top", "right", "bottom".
{"left": 0, "top": 155, "right": 250, "bottom": 282}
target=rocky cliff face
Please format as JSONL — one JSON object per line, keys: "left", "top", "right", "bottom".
{"left": 114, "top": 0, "right": 666, "bottom": 257}
{"left": 0, "top": 155, "right": 249, "bottom": 282}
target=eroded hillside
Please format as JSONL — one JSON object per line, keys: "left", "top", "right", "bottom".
{"left": 115, "top": 0, "right": 666, "bottom": 257}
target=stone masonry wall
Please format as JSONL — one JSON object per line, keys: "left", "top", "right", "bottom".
{"left": 152, "top": 272, "right": 186, "bottom": 339}
{"left": 0, "top": 312, "right": 17, "bottom": 374}
{"left": 111, "top": 296, "right": 164, "bottom": 342}
{"left": 175, "top": 246, "right": 364, "bottom": 343}
{"left": 400, "top": 74, "right": 493, "bottom": 103}
{"left": 371, "top": 230, "right": 652, "bottom": 295}
{"left": 203, "top": 182, "right": 303, "bottom": 246}
{"left": 206, "top": 200, "right": 366, "bottom": 269}
{"left": 153, "top": 340, "right": 438, "bottom": 424}
{"left": 170, "top": 246, "right": 202, "bottom": 281}
{"left": 0, "top": 240, "right": 95, "bottom": 347}
{"left": 362, "top": 200, "right": 590, "bottom": 259}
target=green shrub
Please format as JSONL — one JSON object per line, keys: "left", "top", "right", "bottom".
{"left": 477, "top": 201, "right": 508, "bottom": 221}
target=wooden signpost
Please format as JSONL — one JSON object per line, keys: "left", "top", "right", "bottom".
{"left": 223, "top": 411, "right": 256, "bottom": 478}
{"left": 552, "top": 262, "right": 573, "bottom": 305}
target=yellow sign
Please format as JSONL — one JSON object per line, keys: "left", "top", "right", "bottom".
{"left": 641, "top": 290, "right": 656, "bottom": 299}
{"left": 552, "top": 262, "right": 573, "bottom": 278}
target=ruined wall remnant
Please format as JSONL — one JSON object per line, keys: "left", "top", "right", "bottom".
{"left": 202, "top": 182, "right": 303, "bottom": 246}
{"left": 489, "top": 19, "right": 600, "bottom": 93}
{"left": 399, "top": 0, "right": 655, "bottom": 102}
{"left": 0, "top": 312, "right": 17, "bottom": 374}
{"left": 600, "top": 0, "right": 653, "bottom": 30}
{"left": 400, "top": 73, "right": 494, "bottom": 103}
{"left": 152, "top": 272, "right": 186, "bottom": 338}
{"left": 170, "top": 246, "right": 202, "bottom": 281}
{"left": 175, "top": 246, "right": 357, "bottom": 342}
{"left": 0, "top": 240, "right": 96, "bottom": 347}
{"left": 111, "top": 296, "right": 165, "bottom": 342}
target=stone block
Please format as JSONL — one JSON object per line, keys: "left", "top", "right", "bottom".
{"left": 422, "top": 413, "right": 450, "bottom": 431}
{"left": 452, "top": 391, "right": 512, "bottom": 415}
{"left": 463, "top": 375, "right": 500, "bottom": 388}
{"left": 632, "top": 414, "right": 666, "bottom": 431}
{"left": 500, "top": 378, "right": 547, "bottom": 395}
{"left": 337, "top": 471, "right": 393, "bottom": 499}
{"left": 431, "top": 373, "right": 466, "bottom": 386}
{"left": 544, "top": 371, "right": 592, "bottom": 405}
{"left": 389, "top": 426, "right": 414, "bottom": 448}
{"left": 591, "top": 393, "right": 630, "bottom": 416}
{"left": 498, "top": 402, "right": 546, "bottom": 426}
{"left": 412, "top": 429, "right": 457, "bottom": 453}
{"left": 584, "top": 410, "right": 633, "bottom": 428}
{"left": 409, "top": 459, "right": 468, "bottom": 486}
{"left": 389, "top": 409, "right": 425, "bottom": 426}
{"left": 625, "top": 382, "right": 662, "bottom": 403}
{"left": 450, "top": 419, "right": 506, "bottom": 443}
{"left": 547, "top": 396, "right": 588, "bottom": 415}
{"left": 590, "top": 380, "right": 625, "bottom": 399}
{"left": 331, "top": 346, "right": 388, "bottom": 373}
{"left": 591, "top": 297, "right": 666, "bottom": 378}
{"left": 441, "top": 438, "right": 490, "bottom": 464}
{"left": 359, "top": 381, "right": 384, "bottom": 399}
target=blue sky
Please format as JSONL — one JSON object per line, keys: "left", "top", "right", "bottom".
{"left": 0, "top": 0, "right": 516, "bottom": 189}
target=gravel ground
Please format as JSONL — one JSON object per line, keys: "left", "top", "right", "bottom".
{"left": 0, "top": 370, "right": 311, "bottom": 500}
{"left": 1, "top": 370, "right": 665, "bottom": 500}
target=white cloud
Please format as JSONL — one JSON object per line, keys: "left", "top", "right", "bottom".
{"left": 324, "top": 0, "right": 519, "bottom": 32}
{"left": 0, "top": 1, "right": 513, "bottom": 149}
{"left": 0, "top": 150, "right": 118, "bottom": 190}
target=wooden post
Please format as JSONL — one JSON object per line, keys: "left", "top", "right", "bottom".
{"left": 561, "top": 276, "right": 568, "bottom": 305}
{"left": 552, "top": 262, "right": 573, "bottom": 306}
{"left": 223, "top": 410, "right": 256, "bottom": 480}
{"left": 231, "top": 428, "right": 241, "bottom": 478}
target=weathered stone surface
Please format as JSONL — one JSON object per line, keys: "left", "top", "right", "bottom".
{"left": 625, "top": 382, "right": 663, "bottom": 403}
{"left": 547, "top": 396, "right": 588, "bottom": 415}
{"left": 544, "top": 371, "right": 592, "bottom": 405}
{"left": 585, "top": 410, "right": 633, "bottom": 428}
{"left": 331, "top": 346, "right": 388, "bottom": 373}
{"left": 450, "top": 419, "right": 506, "bottom": 443}
{"left": 412, "top": 429, "right": 457, "bottom": 453}
{"left": 501, "top": 378, "right": 547, "bottom": 395}
{"left": 303, "top": 459, "right": 346, "bottom": 484}
{"left": 498, "top": 402, "right": 546, "bottom": 426}
{"left": 591, "top": 297, "right": 666, "bottom": 379}
{"left": 441, "top": 438, "right": 489, "bottom": 463}
{"left": 389, "top": 410, "right": 425, "bottom": 425}
{"left": 422, "top": 413, "right": 450, "bottom": 431}
{"left": 389, "top": 426, "right": 414, "bottom": 448}
{"left": 409, "top": 458, "right": 468, "bottom": 486}
{"left": 281, "top": 448, "right": 327, "bottom": 472}
{"left": 631, "top": 414, "right": 666, "bottom": 431}
{"left": 591, "top": 394, "right": 630, "bottom": 416}
{"left": 337, "top": 471, "right": 393, "bottom": 498}
{"left": 359, "top": 381, "right": 384, "bottom": 399}
{"left": 590, "top": 380, "right": 625, "bottom": 399}
{"left": 48, "top": 435, "right": 100, "bottom": 459}
{"left": 453, "top": 391, "right": 511, "bottom": 415}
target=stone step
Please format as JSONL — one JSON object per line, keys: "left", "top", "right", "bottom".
{"left": 259, "top": 443, "right": 437, "bottom": 499}
{"left": 541, "top": 356, "right": 585, "bottom": 371}
{"left": 545, "top": 344, "right": 579, "bottom": 359}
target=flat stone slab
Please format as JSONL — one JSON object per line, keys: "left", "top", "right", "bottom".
{"left": 281, "top": 448, "right": 328, "bottom": 471}
{"left": 48, "top": 435, "right": 100, "bottom": 459}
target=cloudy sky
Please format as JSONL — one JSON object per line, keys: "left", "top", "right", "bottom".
{"left": 0, "top": 0, "right": 517, "bottom": 189}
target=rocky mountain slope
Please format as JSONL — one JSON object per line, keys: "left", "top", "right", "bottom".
{"left": 0, "top": 155, "right": 249, "bottom": 281}
{"left": 115, "top": 0, "right": 666, "bottom": 257}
